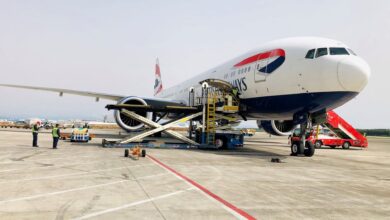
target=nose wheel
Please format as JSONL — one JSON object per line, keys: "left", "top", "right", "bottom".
{"left": 291, "top": 141, "right": 314, "bottom": 157}
{"left": 290, "top": 118, "right": 315, "bottom": 157}
{"left": 290, "top": 141, "right": 304, "bottom": 156}
{"left": 303, "top": 141, "right": 315, "bottom": 157}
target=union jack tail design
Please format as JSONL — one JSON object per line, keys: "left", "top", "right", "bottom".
{"left": 154, "top": 58, "right": 163, "bottom": 96}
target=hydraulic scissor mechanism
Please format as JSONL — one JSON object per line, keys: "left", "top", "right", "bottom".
{"left": 118, "top": 109, "right": 201, "bottom": 145}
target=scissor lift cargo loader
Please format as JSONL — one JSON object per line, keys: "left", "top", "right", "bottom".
{"left": 103, "top": 78, "right": 243, "bottom": 149}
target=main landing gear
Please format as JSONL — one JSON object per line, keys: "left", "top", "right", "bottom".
{"left": 290, "top": 119, "right": 315, "bottom": 157}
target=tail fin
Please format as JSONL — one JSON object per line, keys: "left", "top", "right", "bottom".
{"left": 154, "top": 58, "right": 163, "bottom": 96}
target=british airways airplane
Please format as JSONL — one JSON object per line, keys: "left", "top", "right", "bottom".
{"left": 0, "top": 37, "right": 370, "bottom": 137}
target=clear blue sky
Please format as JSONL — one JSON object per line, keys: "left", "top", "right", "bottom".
{"left": 0, "top": 0, "right": 388, "bottom": 128}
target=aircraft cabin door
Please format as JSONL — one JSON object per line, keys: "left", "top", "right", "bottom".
{"left": 254, "top": 53, "right": 269, "bottom": 83}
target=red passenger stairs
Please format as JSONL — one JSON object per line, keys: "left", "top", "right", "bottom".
{"left": 323, "top": 110, "right": 368, "bottom": 148}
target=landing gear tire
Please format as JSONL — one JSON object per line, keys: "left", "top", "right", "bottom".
{"left": 291, "top": 142, "right": 299, "bottom": 156}
{"left": 291, "top": 141, "right": 304, "bottom": 156}
{"left": 124, "top": 149, "right": 129, "bottom": 157}
{"left": 330, "top": 146, "right": 336, "bottom": 149}
{"left": 304, "top": 141, "right": 315, "bottom": 157}
{"left": 314, "top": 140, "right": 322, "bottom": 149}
{"left": 215, "top": 139, "right": 224, "bottom": 149}
{"left": 342, "top": 142, "right": 350, "bottom": 149}
{"left": 141, "top": 149, "right": 146, "bottom": 157}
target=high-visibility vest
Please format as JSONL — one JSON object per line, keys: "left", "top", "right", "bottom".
{"left": 32, "top": 126, "right": 38, "bottom": 134}
{"left": 52, "top": 128, "right": 59, "bottom": 138}
{"left": 232, "top": 89, "right": 238, "bottom": 96}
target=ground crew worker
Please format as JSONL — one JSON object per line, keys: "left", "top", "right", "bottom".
{"left": 52, "top": 124, "right": 61, "bottom": 149}
{"left": 32, "top": 122, "right": 39, "bottom": 147}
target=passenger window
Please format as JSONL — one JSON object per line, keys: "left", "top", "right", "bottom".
{"left": 305, "top": 49, "right": 315, "bottom": 59}
{"left": 248, "top": 66, "right": 251, "bottom": 72}
{"left": 315, "top": 48, "right": 328, "bottom": 58}
{"left": 330, "top": 47, "right": 349, "bottom": 55}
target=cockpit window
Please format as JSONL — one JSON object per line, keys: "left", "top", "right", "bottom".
{"left": 305, "top": 49, "right": 315, "bottom": 59}
{"left": 315, "top": 48, "right": 328, "bottom": 58}
{"left": 347, "top": 48, "right": 357, "bottom": 55}
{"left": 330, "top": 47, "right": 349, "bottom": 55}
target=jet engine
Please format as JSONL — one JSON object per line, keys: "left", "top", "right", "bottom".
{"left": 114, "top": 97, "right": 152, "bottom": 131}
{"left": 257, "top": 120, "right": 296, "bottom": 136}
{"left": 114, "top": 96, "right": 185, "bottom": 132}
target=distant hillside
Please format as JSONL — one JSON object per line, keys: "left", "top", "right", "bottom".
{"left": 357, "top": 129, "right": 390, "bottom": 137}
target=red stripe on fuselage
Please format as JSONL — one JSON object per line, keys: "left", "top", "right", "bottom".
{"left": 234, "top": 48, "right": 285, "bottom": 67}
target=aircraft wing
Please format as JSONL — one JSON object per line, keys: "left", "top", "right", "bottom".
{"left": 0, "top": 84, "right": 124, "bottom": 101}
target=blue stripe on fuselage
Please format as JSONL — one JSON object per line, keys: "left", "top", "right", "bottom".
{"left": 259, "top": 56, "right": 285, "bottom": 74}
{"left": 241, "top": 91, "right": 358, "bottom": 119}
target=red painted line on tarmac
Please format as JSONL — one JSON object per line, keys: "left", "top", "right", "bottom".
{"left": 147, "top": 155, "right": 256, "bottom": 220}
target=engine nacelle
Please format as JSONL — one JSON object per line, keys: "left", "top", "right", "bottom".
{"left": 114, "top": 97, "right": 152, "bottom": 131}
{"left": 257, "top": 120, "right": 296, "bottom": 136}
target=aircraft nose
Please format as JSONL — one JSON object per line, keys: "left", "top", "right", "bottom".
{"left": 337, "top": 57, "right": 370, "bottom": 92}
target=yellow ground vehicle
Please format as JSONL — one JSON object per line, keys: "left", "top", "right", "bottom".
{"left": 241, "top": 128, "right": 256, "bottom": 136}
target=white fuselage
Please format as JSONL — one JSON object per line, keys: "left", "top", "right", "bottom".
{"left": 156, "top": 37, "right": 370, "bottom": 120}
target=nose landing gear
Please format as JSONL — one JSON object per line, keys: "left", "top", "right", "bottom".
{"left": 290, "top": 118, "right": 315, "bottom": 157}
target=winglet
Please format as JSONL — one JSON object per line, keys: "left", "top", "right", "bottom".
{"left": 154, "top": 58, "right": 163, "bottom": 96}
